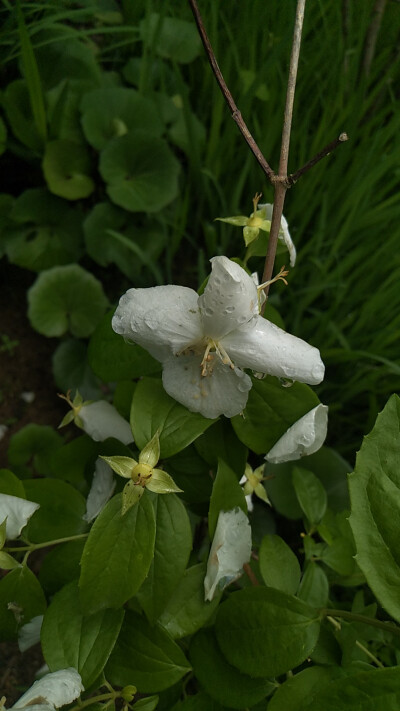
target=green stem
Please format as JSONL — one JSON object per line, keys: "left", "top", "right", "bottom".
{"left": 5, "top": 533, "right": 89, "bottom": 554}
{"left": 321, "top": 608, "right": 400, "bottom": 638}
{"left": 73, "top": 691, "right": 118, "bottom": 711}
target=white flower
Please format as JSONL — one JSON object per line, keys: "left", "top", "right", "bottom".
{"left": 112, "top": 257, "right": 324, "bottom": 419}
{"left": 18, "top": 615, "right": 43, "bottom": 653}
{"left": 0, "top": 495, "right": 40, "bottom": 540}
{"left": 204, "top": 508, "right": 252, "bottom": 601}
{"left": 259, "top": 203, "right": 296, "bottom": 267}
{"left": 9, "top": 668, "right": 83, "bottom": 710}
{"left": 78, "top": 401, "right": 133, "bottom": 444}
{"left": 265, "top": 404, "right": 328, "bottom": 463}
{"left": 83, "top": 458, "right": 116, "bottom": 523}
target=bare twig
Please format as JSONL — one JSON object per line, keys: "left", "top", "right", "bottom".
{"left": 243, "top": 562, "right": 260, "bottom": 586}
{"left": 362, "top": 0, "right": 388, "bottom": 77}
{"left": 188, "top": 0, "right": 275, "bottom": 181}
{"left": 261, "top": 0, "right": 306, "bottom": 301}
{"left": 288, "top": 133, "right": 349, "bottom": 184}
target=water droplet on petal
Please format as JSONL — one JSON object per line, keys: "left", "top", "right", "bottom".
{"left": 205, "top": 307, "right": 214, "bottom": 316}
{"left": 225, "top": 305, "right": 235, "bottom": 313}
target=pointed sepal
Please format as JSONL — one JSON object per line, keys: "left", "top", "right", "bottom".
{"left": 122, "top": 480, "right": 144, "bottom": 515}
{"left": 139, "top": 430, "right": 160, "bottom": 468}
{"left": 146, "top": 469, "right": 183, "bottom": 494}
{"left": 100, "top": 455, "right": 137, "bottom": 479}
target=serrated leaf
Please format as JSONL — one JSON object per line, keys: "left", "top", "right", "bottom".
{"left": 131, "top": 378, "right": 215, "bottom": 458}
{"left": 215, "top": 587, "right": 320, "bottom": 678}
{"left": 232, "top": 375, "right": 319, "bottom": 455}
{"left": 158, "top": 563, "right": 220, "bottom": 639}
{"left": 349, "top": 395, "right": 400, "bottom": 622}
{"left": 79, "top": 493, "right": 155, "bottom": 614}
{"left": 106, "top": 611, "right": 191, "bottom": 692}
{"left": 137, "top": 494, "right": 191, "bottom": 623}
{"left": 41, "top": 580, "right": 124, "bottom": 688}
{"left": 190, "top": 628, "right": 275, "bottom": 709}
{"left": 27, "top": 264, "right": 108, "bottom": 338}
{"left": 259, "top": 534, "right": 301, "bottom": 594}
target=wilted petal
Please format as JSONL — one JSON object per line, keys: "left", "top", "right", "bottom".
{"left": 265, "top": 404, "right": 329, "bottom": 463}
{"left": 0, "top": 495, "right": 40, "bottom": 540}
{"left": 260, "top": 203, "right": 296, "bottom": 266}
{"left": 112, "top": 285, "right": 203, "bottom": 359}
{"left": 79, "top": 401, "right": 133, "bottom": 444}
{"left": 162, "top": 354, "right": 251, "bottom": 419}
{"left": 11, "top": 669, "right": 84, "bottom": 709}
{"left": 221, "top": 317, "right": 325, "bottom": 385}
{"left": 204, "top": 508, "right": 252, "bottom": 601}
{"left": 199, "top": 257, "right": 259, "bottom": 340}
{"left": 18, "top": 615, "right": 43, "bottom": 653}
{"left": 83, "top": 459, "right": 116, "bottom": 523}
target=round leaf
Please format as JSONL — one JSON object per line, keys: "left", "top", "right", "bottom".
{"left": 259, "top": 534, "right": 301, "bottom": 595}
{"left": 43, "top": 139, "right": 94, "bottom": 199}
{"left": 100, "top": 132, "right": 180, "bottom": 213}
{"left": 27, "top": 264, "right": 108, "bottom": 337}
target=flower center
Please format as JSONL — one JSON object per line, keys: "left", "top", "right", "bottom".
{"left": 132, "top": 461, "right": 153, "bottom": 484}
{"left": 200, "top": 338, "right": 235, "bottom": 377}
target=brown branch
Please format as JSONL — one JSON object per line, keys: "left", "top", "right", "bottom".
{"left": 288, "top": 132, "right": 349, "bottom": 185}
{"left": 187, "top": 0, "right": 275, "bottom": 181}
{"left": 243, "top": 562, "right": 260, "bottom": 586}
{"left": 261, "top": 0, "right": 307, "bottom": 303}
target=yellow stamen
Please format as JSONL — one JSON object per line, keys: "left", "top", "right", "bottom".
{"left": 252, "top": 192, "right": 262, "bottom": 215}
{"left": 258, "top": 265, "right": 289, "bottom": 291}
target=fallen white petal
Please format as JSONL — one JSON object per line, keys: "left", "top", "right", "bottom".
{"left": 221, "top": 317, "right": 325, "bottom": 385}
{"left": 265, "top": 404, "right": 329, "bottom": 463}
{"left": 0, "top": 424, "right": 8, "bottom": 442}
{"left": 112, "top": 285, "right": 202, "bottom": 359}
{"left": 204, "top": 508, "right": 252, "bottom": 601}
{"left": 11, "top": 669, "right": 84, "bottom": 709}
{"left": 83, "top": 458, "right": 116, "bottom": 523}
{"left": 162, "top": 354, "right": 251, "bottom": 419}
{"left": 18, "top": 615, "right": 43, "bottom": 653}
{"left": 79, "top": 401, "right": 133, "bottom": 444}
{"left": 20, "top": 392, "right": 35, "bottom": 404}
{"left": 260, "top": 203, "right": 296, "bottom": 267}
{"left": 199, "top": 256, "right": 259, "bottom": 340}
{"left": 0, "top": 495, "right": 40, "bottom": 540}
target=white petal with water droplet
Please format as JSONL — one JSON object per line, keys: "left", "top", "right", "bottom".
{"left": 83, "top": 459, "right": 116, "bottom": 523}
{"left": 10, "top": 669, "right": 84, "bottom": 709}
{"left": 79, "top": 401, "right": 133, "bottom": 444}
{"left": 0, "top": 495, "right": 40, "bottom": 540}
{"left": 204, "top": 508, "right": 252, "bottom": 601}
{"left": 265, "top": 404, "right": 328, "bottom": 463}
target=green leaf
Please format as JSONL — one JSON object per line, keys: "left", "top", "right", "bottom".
{"left": 232, "top": 375, "right": 319, "bottom": 455}
{"left": 106, "top": 611, "right": 191, "bottom": 692}
{"left": 215, "top": 588, "right": 320, "bottom": 678}
{"left": 81, "top": 88, "right": 163, "bottom": 150}
{"left": 39, "top": 539, "right": 86, "bottom": 596}
{"left": 52, "top": 339, "right": 101, "bottom": 399}
{"left": 292, "top": 467, "right": 327, "bottom": 526}
{"left": 158, "top": 563, "right": 220, "bottom": 640}
{"left": 23, "top": 479, "right": 87, "bottom": 543}
{"left": 133, "top": 697, "right": 159, "bottom": 711}
{"left": 43, "top": 140, "right": 94, "bottom": 200}
{"left": 189, "top": 628, "right": 275, "bottom": 709}
{"left": 3, "top": 80, "right": 43, "bottom": 151}
{"left": 140, "top": 14, "right": 201, "bottom": 64}
{"left": 0, "top": 470, "right": 25, "bottom": 498}
{"left": 49, "top": 435, "right": 97, "bottom": 485}
{"left": 100, "top": 132, "right": 180, "bottom": 213}
{"left": 171, "top": 692, "right": 226, "bottom": 710}
{"left": 348, "top": 395, "right": 400, "bottom": 622}
{"left": 41, "top": 580, "right": 124, "bottom": 688}
{"left": 6, "top": 188, "right": 83, "bottom": 272}
{"left": 83, "top": 203, "right": 166, "bottom": 281}
{"left": 0, "top": 116, "right": 7, "bottom": 155}
{"left": 298, "top": 564, "right": 329, "bottom": 608}
{"left": 8, "top": 424, "right": 63, "bottom": 476}
{"left": 208, "top": 459, "right": 247, "bottom": 539}
{"left": 305, "top": 665, "right": 400, "bottom": 711}
{"left": 194, "top": 420, "right": 248, "bottom": 479}
{"left": 0, "top": 565, "right": 46, "bottom": 641}
{"left": 137, "top": 494, "right": 192, "bottom": 623}
{"left": 131, "top": 378, "right": 215, "bottom": 458}
{"left": 320, "top": 537, "right": 355, "bottom": 576}
{"left": 27, "top": 264, "right": 108, "bottom": 338}
{"left": 88, "top": 311, "right": 160, "bottom": 382}
{"left": 267, "top": 665, "right": 347, "bottom": 711}
{"left": 16, "top": 0, "right": 47, "bottom": 144}
{"left": 259, "top": 534, "right": 301, "bottom": 595}
{"left": 0, "top": 552, "right": 21, "bottom": 570}
{"left": 79, "top": 493, "right": 155, "bottom": 614}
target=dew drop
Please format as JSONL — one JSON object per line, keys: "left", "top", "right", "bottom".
{"left": 205, "top": 307, "right": 214, "bottom": 316}
{"left": 225, "top": 305, "right": 235, "bottom": 313}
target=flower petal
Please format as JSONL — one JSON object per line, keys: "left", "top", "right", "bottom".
{"left": 79, "top": 401, "right": 133, "bottom": 444}
{"left": 198, "top": 257, "right": 259, "bottom": 340}
{"left": 221, "top": 317, "right": 325, "bottom": 385}
{"left": 162, "top": 354, "right": 252, "bottom": 419}
{"left": 11, "top": 668, "right": 84, "bottom": 709}
{"left": 260, "top": 203, "right": 296, "bottom": 266}
{"left": 265, "top": 404, "right": 329, "bottom": 463}
{"left": 0, "top": 495, "right": 40, "bottom": 540}
{"left": 18, "top": 615, "right": 43, "bottom": 653}
{"left": 83, "top": 458, "right": 116, "bottom": 523}
{"left": 112, "top": 285, "right": 203, "bottom": 359}
{"left": 204, "top": 508, "right": 252, "bottom": 601}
